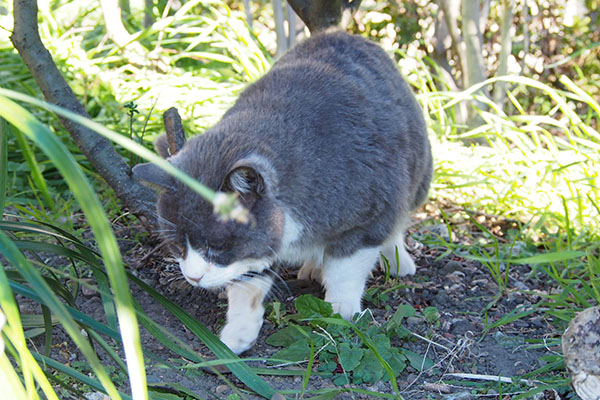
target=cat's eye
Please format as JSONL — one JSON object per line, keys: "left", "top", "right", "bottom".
{"left": 205, "top": 239, "right": 228, "bottom": 252}
{"left": 208, "top": 242, "right": 225, "bottom": 251}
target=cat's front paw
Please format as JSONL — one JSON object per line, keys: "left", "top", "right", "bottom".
{"left": 330, "top": 301, "right": 362, "bottom": 321}
{"left": 220, "top": 317, "right": 263, "bottom": 354}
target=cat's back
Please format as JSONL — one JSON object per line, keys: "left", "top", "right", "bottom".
{"left": 210, "top": 30, "right": 431, "bottom": 242}
{"left": 233, "top": 30, "right": 419, "bottom": 122}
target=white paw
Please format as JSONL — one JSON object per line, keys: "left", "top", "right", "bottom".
{"left": 329, "top": 300, "right": 362, "bottom": 321}
{"left": 325, "top": 286, "right": 362, "bottom": 320}
{"left": 221, "top": 277, "right": 271, "bottom": 354}
{"left": 220, "top": 316, "right": 263, "bottom": 354}
{"left": 380, "top": 245, "right": 416, "bottom": 277}
{"left": 297, "top": 260, "right": 322, "bottom": 282}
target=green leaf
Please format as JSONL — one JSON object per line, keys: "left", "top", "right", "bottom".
{"left": 318, "top": 360, "right": 338, "bottom": 375}
{"left": 385, "top": 303, "right": 415, "bottom": 332}
{"left": 295, "top": 294, "right": 333, "bottom": 319}
{"left": 352, "top": 350, "right": 385, "bottom": 384}
{"left": 337, "top": 342, "right": 364, "bottom": 372}
{"left": 266, "top": 325, "right": 310, "bottom": 347}
{"left": 401, "top": 348, "right": 434, "bottom": 372}
{"left": 423, "top": 306, "right": 440, "bottom": 324}
{"left": 466, "top": 250, "right": 586, "bottom": 265}
{"left": 386, "top": 348, "right": 407, "bottom": 376}
{"left": 306, "top": 391, "right": 342, "bottom": 400}
{"left": 269, "top": 340, "right": 312, "bottom": 364}
{"left": 332, "top": 374, "right": 350, "bottom": 386}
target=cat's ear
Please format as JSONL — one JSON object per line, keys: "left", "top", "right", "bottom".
{"left": 132, "top": 162, "right": 175, "bottom": 191}
{"left": 223, "top": 166, "right": 265, "bottom": 208}
{"left": 154, "top": 134, "right": 171, "bottom": 158}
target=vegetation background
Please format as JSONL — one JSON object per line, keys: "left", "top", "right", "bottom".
{"left": 0, "top": 0, "right": 598, "bottom": 399}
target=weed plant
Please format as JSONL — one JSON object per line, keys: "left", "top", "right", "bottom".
{"left": 0, "top": 0, "right": 599, "bottom": 398}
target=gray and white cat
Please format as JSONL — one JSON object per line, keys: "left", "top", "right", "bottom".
{"left": 134, "top": 30, "right": 432, "bottom": 354}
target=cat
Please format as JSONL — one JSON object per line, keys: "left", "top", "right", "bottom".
{"left": 133, "top": 29, "right": 432, "bottom": 354}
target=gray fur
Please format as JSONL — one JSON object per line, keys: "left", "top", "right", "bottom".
{"left": 136, "top": 29, "right": 432, "bottom": 270}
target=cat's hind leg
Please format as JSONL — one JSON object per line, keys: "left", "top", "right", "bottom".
{"left": 379, "top": 230, "right": 416, "bottom": 277}
{"left": 220, "top": 275, "right": 272, "bottom": 354}
{"left": 297, "top": 259, "right": 323, "bottom": 282}
{"left": 321, "top": 247, "right": 380, "bottom": 320}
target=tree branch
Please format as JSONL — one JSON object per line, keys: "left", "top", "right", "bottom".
{"left": 11, "top": 0, "right": 157, "bottom": 223}
{"left": 163, "top": 107, "right": 186, "bottom": 156}
{"left": 287, "top": 0, "right": 362, "bottom": 33}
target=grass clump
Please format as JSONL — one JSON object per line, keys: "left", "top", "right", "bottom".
{"left": 266, "top": 295, "right": 432, "bottom": 395}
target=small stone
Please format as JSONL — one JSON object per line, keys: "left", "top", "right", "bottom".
{"left": 446, "top": 270, "right": 466, "bottom": 283}
{"left": 441, "top": 320, "right": 452, "bottom": 332}
{"left": 443, "top": 260, "right": 463, "bottom": 274}
{"left": 423, "top": 382, "right": 452, "bottom": 393}
{"left": 271, "top": 393, "right": 286, "bottom": 400}
{"left": 81, "top": 279, "right": 96, "bottom": 297}
{"left": 215, "top": 384, "right": 229, "bottom": 394}
{"left": 84, "top": 393, "right": 110, "bottom": 400}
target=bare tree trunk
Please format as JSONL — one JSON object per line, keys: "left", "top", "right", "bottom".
{"left": 461, "top": 0, "right": 487, "bottom": 90}
{"left": 287, "top": 0, "right": 362, "bottom": 33}
{"left": 11, "top": 0, "right": 157, "bottom": 222}
{"left": 493, "top": 0, "right": 513, "bottom": 107}
{"left": 242, "top": 0, "right": 253, "bottom": 29}
{"left": 286, "top": 2, "right": 297, "bottom": 49}
{"left": 273, "top": 0, "right": 287, "bottom": 57}
{"left": 431, "top": 8, "right": 468, "bottom": 124}
{"left": 479, "top": 0, "right": 491, "bottom": 38}
{"left": 439, "top": 0, "right": 467, "bottom": 88}
{"left": 461, "top": 0, "right": 489, "bottom": 124}
{"left": 521, "top": 2, "right": 530, "bottom": 75}
{"left": 144, "top": 0, "right": 154, "bottom": 28}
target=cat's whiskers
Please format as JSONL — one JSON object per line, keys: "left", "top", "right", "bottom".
{"left": 265, "top": 269, "right": 291, "bottom": 300}
{"left": 231, "top": 273, "right": 272, "bottom": 294}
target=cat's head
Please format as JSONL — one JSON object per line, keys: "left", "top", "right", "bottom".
{"left": 133, "top": 134, "right": 285, "bottom": 289}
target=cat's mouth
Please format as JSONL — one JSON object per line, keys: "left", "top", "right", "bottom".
{"left": 178, "top": 247, "right": 272, "bottom": 288}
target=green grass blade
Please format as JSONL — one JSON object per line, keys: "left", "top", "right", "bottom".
{"left": 0, "top": 118, "right": 7, "bottom": 216}
{"left": 9, "top": 280, "right": 121, "bottom": 340}
{"left": 0, "top": 260, "right": 59, "bottom": 400}
{"left": 11, "top": 126, "right": 55, "bottom": 209}
{"left": 0, "top": 232, "right": 123, "bottom": 398}
{"left": 0, "top": 88, "right": 215, "bottom": 203}
{"left": 466, "top": 250, "right": 586, "bottom": 265}
{"left": 129, "top": 273, "right": 278, "bottom": 398}
{"left": 31, "top": 352, "right": 130, "bottom": 399}
{"left": 0, "top": 352, "right": 29, "bottom": 400}
{"left": 0, "top": 96, "right": 146, "bottom": 399}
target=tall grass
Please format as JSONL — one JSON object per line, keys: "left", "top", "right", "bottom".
{"left": 400, "top": 51, "right": 600, "bottom": 318}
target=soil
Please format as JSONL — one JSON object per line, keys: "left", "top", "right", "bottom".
{"left": 24, "top": 209, "right": 567, "bottom": 399}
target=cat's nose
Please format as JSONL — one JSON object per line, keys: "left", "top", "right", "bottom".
{"left": 186, "top": 275, "right": 203, "bottom": 285}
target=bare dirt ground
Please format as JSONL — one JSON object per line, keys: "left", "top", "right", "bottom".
{"left": 29, "top": 212, "right": 565, "bottom": 399}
